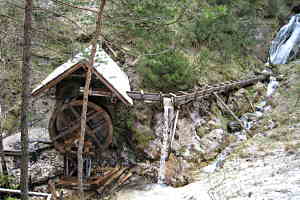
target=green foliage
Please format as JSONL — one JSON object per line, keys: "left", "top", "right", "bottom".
{"left": 0, "top": 175, "right": 18, "bottom": 189}
{"left": 191, "top": 4, "right": 257, "bottom": 61}
{"left": 263, "top": 0, "right": 290, "bottom": 19}
{"left": 0, "top": 175, "right": 13, "bottom": 186}
{"left": 132, "top": 128, "right": 155, "bottom": 150}
{"left": 5, "top": 197, "right": 19, "bottom": 200}
{"left": 138, "top": 49, "right": 197, "bottom": 91}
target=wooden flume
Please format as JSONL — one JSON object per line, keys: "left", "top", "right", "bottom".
{"left": 80, "top": 75, "right": 267, "bottom": 106}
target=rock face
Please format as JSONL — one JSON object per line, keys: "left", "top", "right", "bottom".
{"left": 3, "top": 128, "right": 63, "bottom": 185}
{"left": 3, "top": 128, "right": 51, "bottom": 152}
{"left": 124, "top": 83, "right": 273, "bottom": 186}
{"left": 112, "top": 124, "right": 300, "bottom": 200}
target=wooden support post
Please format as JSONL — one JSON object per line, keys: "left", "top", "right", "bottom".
{"left": 48, "top": 180, "right": 58, "bottom": 200}
{"left": 214, "top": 93, "right": 249, "bottom": 133}
{"left": 170, "top": 109, "right": 179, "bottom": 152}
{"left": 243, "top": 93, "right": 256, "bottom": 112}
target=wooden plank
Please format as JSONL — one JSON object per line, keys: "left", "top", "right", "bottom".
{"left": 79, "top": 87, "right": 113, "bottom": 97}
{"left": 127, "top": 91, "right": 163, "bottom": 101}
{"left": 0, "top": 188, "right": 51, "bottom": 198}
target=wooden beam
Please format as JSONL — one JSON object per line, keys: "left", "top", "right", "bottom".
{"left": 127, "top": 91, "right": 163, "bottom": 101}
{"left": 79, "top": 87, "right": 113, "bottom": 97}
{"left": 0, "top": 188, "right": 51, "bottom": 198}
{"left": 214, "top": 93, "right": 249, "bottom": 133}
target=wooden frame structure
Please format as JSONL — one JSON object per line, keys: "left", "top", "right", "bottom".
{"left": 32, "top": 45, "right": 133, "bottom": 105}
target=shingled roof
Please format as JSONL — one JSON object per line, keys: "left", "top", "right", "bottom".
{"left": 32, "top": 45, "right": 133, "bottom": 105}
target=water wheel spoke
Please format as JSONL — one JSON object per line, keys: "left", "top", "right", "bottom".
{"left": 49, "top": 100, "right": 113, "bottom": 155}
{"left": 69, "top": 105, "right": 80, "bottom": 118}
{"left": 56, "top": 111, "right": 73, "bottom": 131}
{"left": 86, "top": 129, "right": 103, "bottom": 150}
{"left": 53, "top": 111, "right": 103, "bottom": 141}
{"left": 90, "top": 119, "right": 106, "bottom": 134}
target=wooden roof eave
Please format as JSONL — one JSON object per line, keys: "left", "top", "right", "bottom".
{"left": 91, "top": 65, "right": 133, "bottom": 106}
{"left": 31, "top": 62, "right": 84, "bottom": 97}
{"left": 31, "top": 63, "right": 133, "bottom": 106}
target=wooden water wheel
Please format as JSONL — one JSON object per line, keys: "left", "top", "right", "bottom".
{"left": 49, "top": 100, "right": 113, "bottom": 156}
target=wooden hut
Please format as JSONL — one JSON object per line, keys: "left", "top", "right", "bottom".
{"left": 32, "top": 45, "right": 133, "bottom": 156}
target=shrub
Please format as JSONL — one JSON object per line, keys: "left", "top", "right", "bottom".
{"left": 191, "top": 4, "right": 257, "bottom": 62}
{"left": 138, "top": 49, "right": 197, "bottom": 92}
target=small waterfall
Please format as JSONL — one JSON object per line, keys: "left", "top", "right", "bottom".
{"left": 158, "top": 98, "right": 174, "bottom": 184}
{"left": 269, "top": 14, "right": 300, "bottom": 64}
{"left": 157, "top": 127, "right": 169, "bottom": 184}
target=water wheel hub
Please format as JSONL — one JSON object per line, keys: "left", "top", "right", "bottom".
{"left": 49, "top": 100, "right": 113, "bottom": 156}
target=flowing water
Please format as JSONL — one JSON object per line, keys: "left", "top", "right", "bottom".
{"left": 158, "top": 98, "right": 174, "bottom": 184}
{"left": 269, "top": 14, "right": 300, "bottom": 64}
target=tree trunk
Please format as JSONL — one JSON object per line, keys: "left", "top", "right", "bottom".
{"left": 78, "top": 0, "right": 106, "bottom": 199}
{"left": 0, "top": 132, "right": 8, "bottom": 176}
{"left": 21, "top": 0, "right": 33, "bottom": 199}
{"left": 0, "top": 106, "right": 8, "bottom": 176}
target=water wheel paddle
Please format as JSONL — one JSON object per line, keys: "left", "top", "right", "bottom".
{"left": 49, "top": 100, "right": 113, "bottom": 156}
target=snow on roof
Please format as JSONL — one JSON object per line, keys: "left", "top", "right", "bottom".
{"left": 32, "top": 45, "right": 133, "bottom": 105}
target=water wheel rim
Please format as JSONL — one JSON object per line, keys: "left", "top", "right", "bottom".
{"left": 49, "top": 100, "right": 113, "bottom": 155}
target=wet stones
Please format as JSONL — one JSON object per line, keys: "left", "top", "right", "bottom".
{"left": 227, "top": 121, "right": 242, "bottom": 133}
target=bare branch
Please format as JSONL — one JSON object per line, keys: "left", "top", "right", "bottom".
{"left": 50, "top": 0, "right": 98, "bottom": 13}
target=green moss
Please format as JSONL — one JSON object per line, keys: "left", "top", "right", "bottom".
{"left": 196, "top": 127, "right": 208, "bottom": 138}
{"left": 132, "top": 128, "right": 155, "bottom": 149}
{"left": 210, "top": 102, "right": 230, "bottom": 130}
{"left": 0, "top": 175, "right": 19, "bottom": 190}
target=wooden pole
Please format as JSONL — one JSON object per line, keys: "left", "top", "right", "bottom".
{"left": 0, "top": 106, "right": 8, "bottom": 175}
{"left": 78, "top": 0, "right": 106, "bottom": 199}
{"left": 213, "top": 93, "right": 249, "bottom": 133}
{"left": 48, "top": 180, "right": 58, "bottom": 200}
{"left": 170, "top": 109, "right": 179, "bottom": 152}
